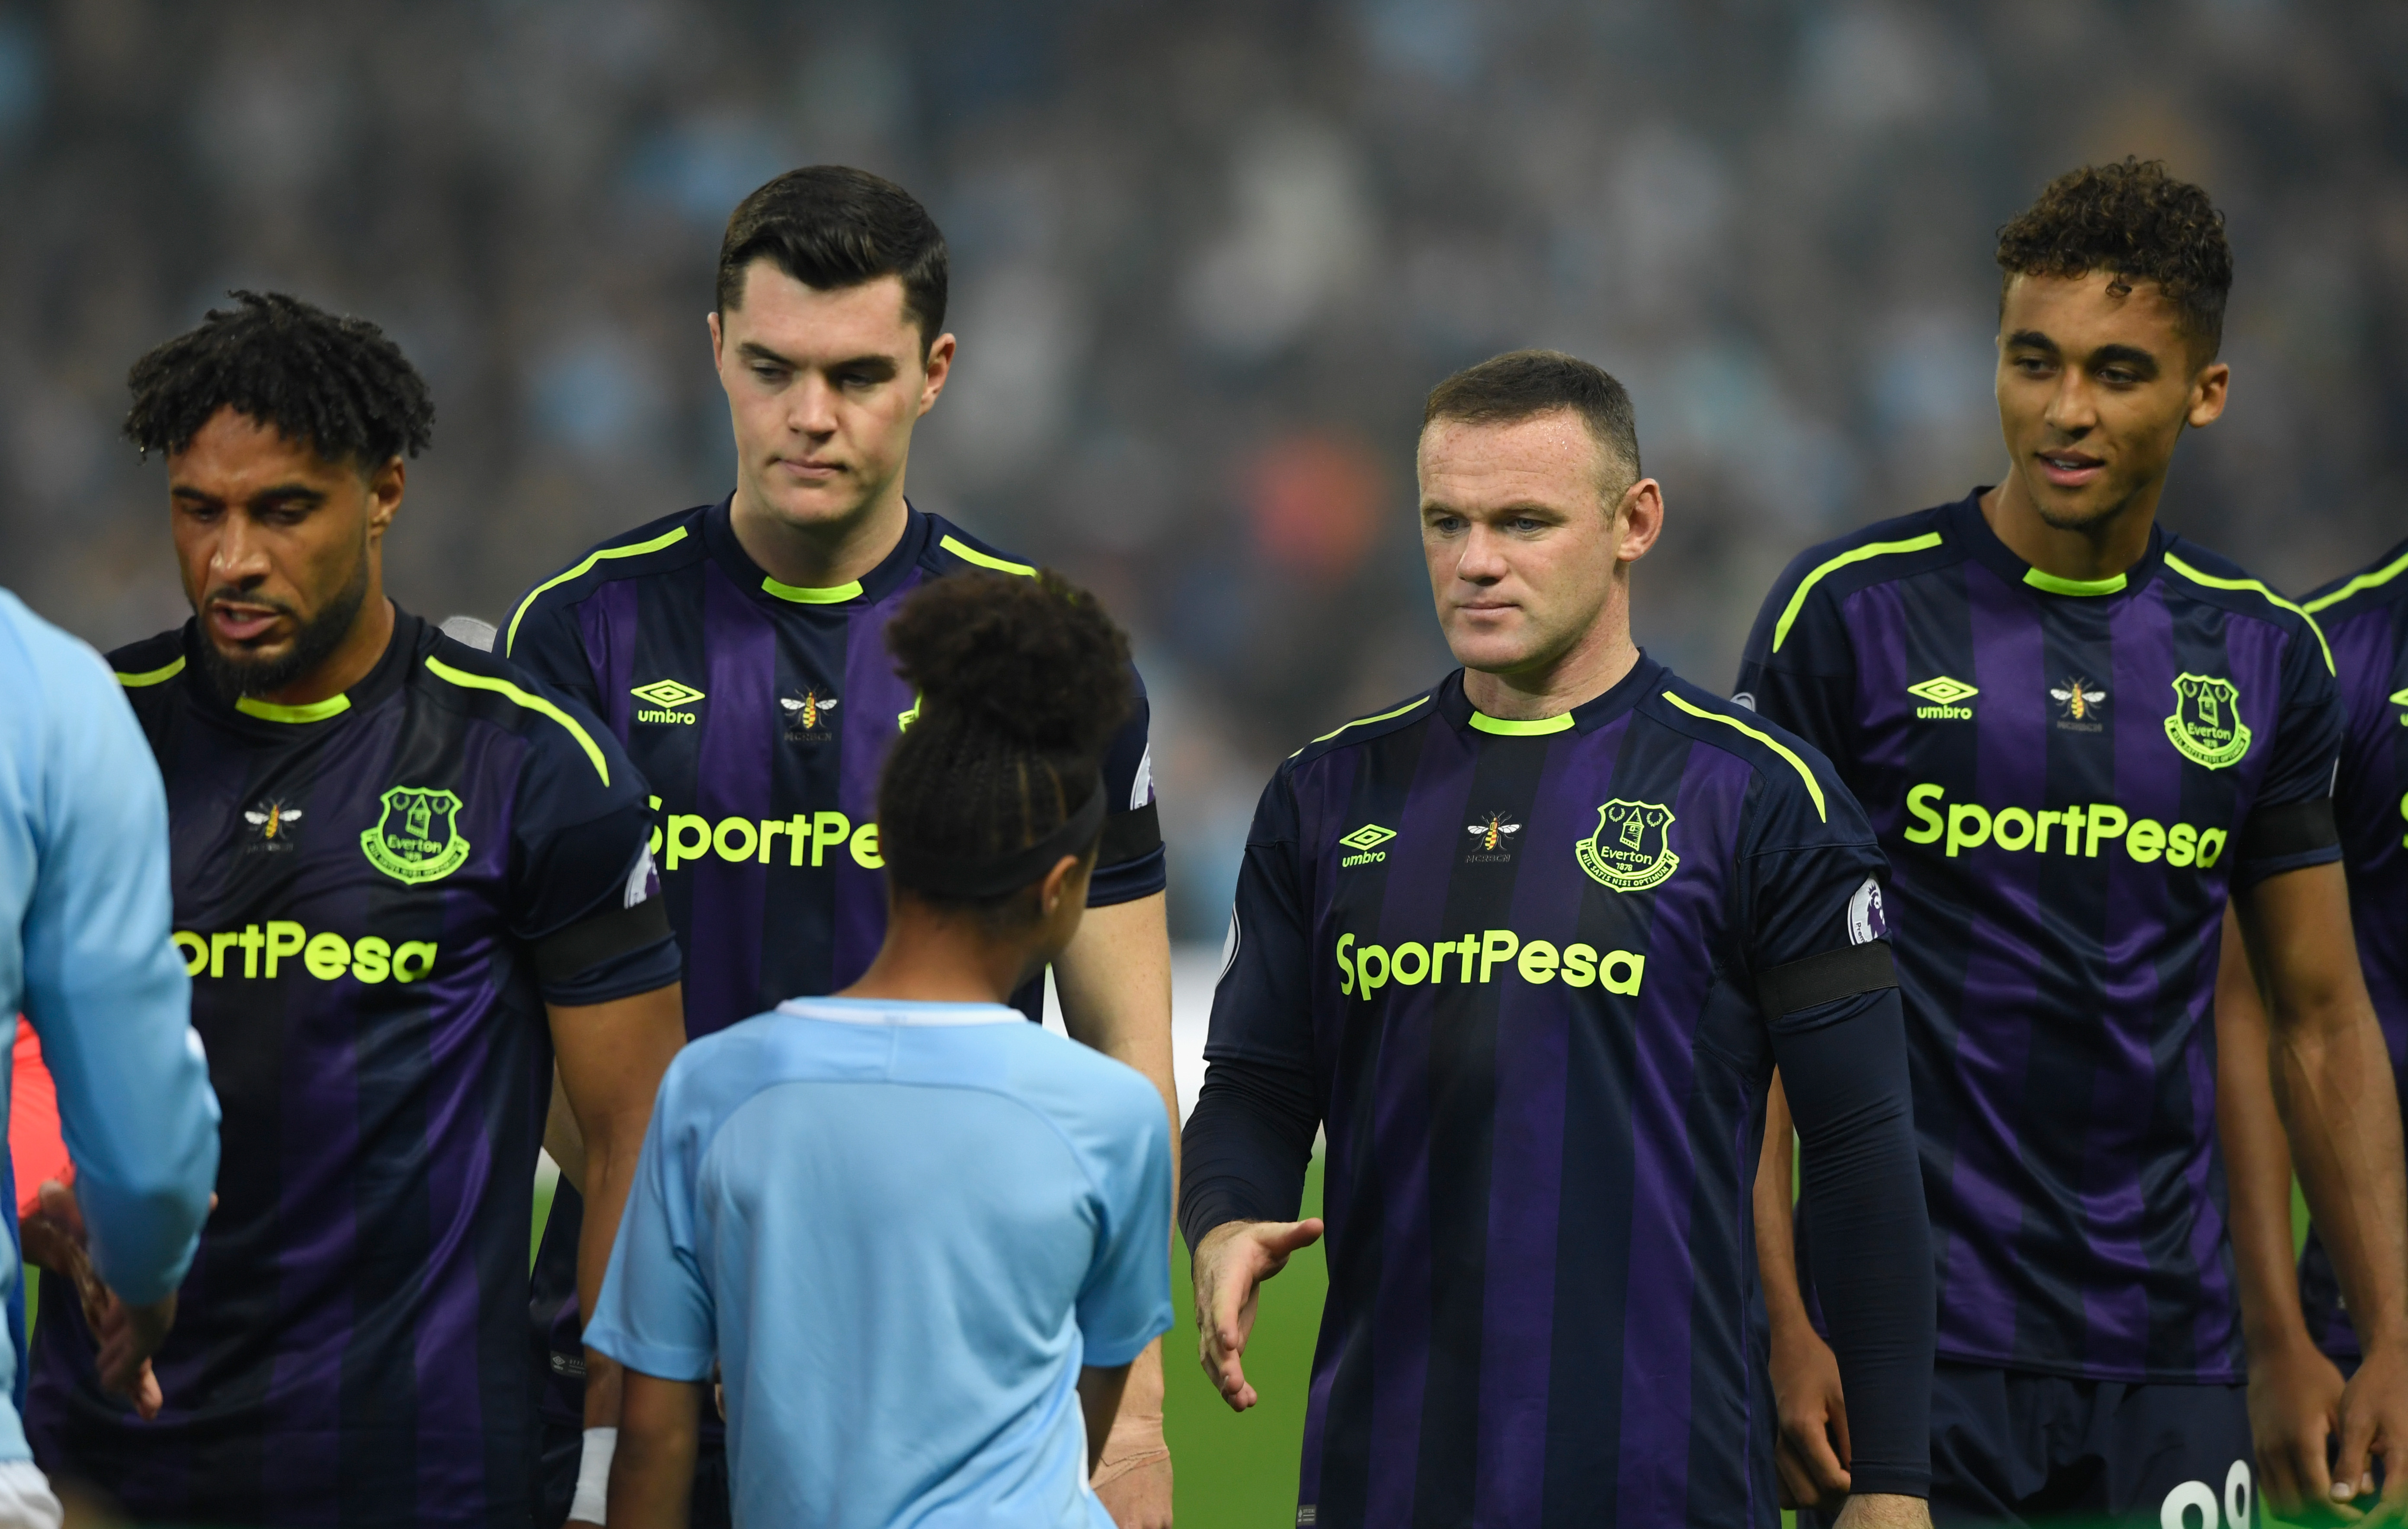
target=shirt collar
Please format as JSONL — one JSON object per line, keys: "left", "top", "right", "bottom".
{"left": 704, "top": 495, "right": 933, "bottom": 608}
{"left": 1433, "top": 650, "right": 1665, "bottom": 740}
{"left": 1947, "top": 486, "right": 2162, "bottom": 599}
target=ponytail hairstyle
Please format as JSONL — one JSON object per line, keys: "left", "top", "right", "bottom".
{"left": 877, "top": 572, "right": 1133, "bottom": 921}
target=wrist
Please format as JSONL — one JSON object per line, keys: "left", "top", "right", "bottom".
{"left": 570, "top": 1426, "right": 616, "bottom": 1523}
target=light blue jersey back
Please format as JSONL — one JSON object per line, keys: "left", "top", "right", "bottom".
{"left": 586, "top": 995, "right": 1173, "bottom": 1528}
{"left": 0, "top": 590, "right": 219, "bottom": 1458}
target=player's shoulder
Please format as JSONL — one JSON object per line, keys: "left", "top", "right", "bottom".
{"left": 2157, "top": 536, "right": 2333, "bottom": 661}
{"left": 104, "top": 626, "right": 196, "bottom": 722}
{"left": 412, "top": 626, "right": 625, "bottom": 790}
{"left": 918, "top": 510, "right": 1040, "bottom": 579}
{"left": 996, "top": 1024, "right": 1168, "bottom": 1161}
{"left": 1640, "top": 671, "right": 1866, "bottom": 840}
{"left": 1282, "top": 687, "right": 1441, "bottom": 774}
{"left": 0, "top": 593, "right": 122, "bottom": 733}
{"left": 1768, "top": 503, "right": 1963, "bottom": 605}
{"left": 504, "top": 505, "right": 709, "bottom": 646}
{"left": 2302, "top": 537, "right": 2408, "bottom": 629}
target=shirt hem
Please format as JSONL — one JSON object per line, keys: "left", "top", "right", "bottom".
{"left": 1934, "top": 1343, "right": 2245, "bottom": 1386}
{"left": 1083, "top": 1315, "right": 1174, "bottom": 1370}
{"left": 581, "top": 1329, "right": 714, "bottom": 1383}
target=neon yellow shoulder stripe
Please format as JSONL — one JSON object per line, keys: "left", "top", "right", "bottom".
{"left": 237, "top": 694, "right": 351, "bottom": 723}
{"left": 1772, "top": 534, "right": 1944, "bottom": 652}
{"left": 2163, "top": 552, "right": 2334, "bottom": 673}
{"left": 425, "top": 655, "right": 611, "bottom": 784}
{"left": 940, "top": 535, "right": 1036, "bottom": 576}
{"left": 761, "top": 577, "right": 862, "bottom": 604}
{"left": 504, "top": 527, "right": 690, "bottom": 655}
{"left": 2305, "top": 546, "right": 2408, "bottom": 615}
{"left": 1469, "top": 710, "right": 1573, "bottom": 736}
{"left": 116, "top": 655, "right": 186, "bottom": 687}
{"left": 1660, "top": 691, "right": 1826, "bottom": 822}
{"left": 1290, "top": 696, "right": 1430, "bottom": 757}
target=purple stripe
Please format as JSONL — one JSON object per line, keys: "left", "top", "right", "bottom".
{"left": 1612, "top": 746, "right": 1743, "bottom": 1523}
{"left": 832, "top": 581, "right": 925, "bottom": 986}
{"left": 582, "top": 580, "right": 639, "bottom": 736}
{"left": 689, "top": 563, "right": 776, "bottom": 1029}
{"left": 1355, "top": 726, "right": 1474, "bottom": 1524}
{"left": 1839, "top": 582, "right": 1919, "bottom": 835}
{"left": 1467, "top": 729, "right": 1596, "bottom": 1521}
{"left": 1937, "top": 561, "right": 2050, "bottom": 1359}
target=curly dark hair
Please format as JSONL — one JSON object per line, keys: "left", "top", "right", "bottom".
{"left": 1995, "top": 158, "right": 2232, "bottom": 360}
{"left": 125, "top": 290, "right": 435, "bottom": 468}
{"left": 717, "top": 166, "right": 948, "bottom": 353}
{"left": 877, "top": 571, "right": 1132, "bottom": 916}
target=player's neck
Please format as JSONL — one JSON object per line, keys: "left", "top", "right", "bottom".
{"left": 254, "top": 592, "right": 397, "bottom": 708}
{"left": 1461, "top": 607, "right": 1640, "bottom": 721}
{"left": 1981, "top": 472, "right": 2160, "bottom": 585}
{"left": 728, "top": 478, "right": 911, "bottom": 591}
{"left": 842, "top": 903, "right": 1045, "bottom": 1008}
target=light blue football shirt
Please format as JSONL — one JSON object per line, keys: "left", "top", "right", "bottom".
{"left": 586, "top": 995, "right": 1174, "bottom": 1528}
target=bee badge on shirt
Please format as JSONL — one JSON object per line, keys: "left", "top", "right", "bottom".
{"left": 781, "top": 689, "right": 840, "bottom": 742}
{"left": 2050, "top": 676, "right": 2107, "bottom": 734}
{"left": 243, "top": 799, "right": 304, "bottom": 853}
{"left": 1463, "top": 812, "right": 1522, "bottom": 864}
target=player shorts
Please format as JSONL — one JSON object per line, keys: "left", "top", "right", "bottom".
{"left": 1920, "top": 1361, "right": 2253, "bottom": 1527}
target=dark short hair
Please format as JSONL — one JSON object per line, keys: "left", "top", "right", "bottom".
{"left": 716, "top": 166, "right": 949, "bottom": 352}
{"left": 877, "top": 572, "right": 1132, "bottom": 922}
{"left": 1422, "top": 349, "right": 1642, "bottom": 492}
{"left": 125, "top": 291, "right": 434, "bottom": 469}
{"left": 1995, "top": 158, "right": 2232, "bottom": 361}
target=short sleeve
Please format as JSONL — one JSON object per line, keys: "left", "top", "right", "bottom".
{"left": 1203, "top": 771, "right": 1317, "bottom": 1075}
{"left": 503, "top": 681, "right": 680, "bottom": 1004}
{"left": 1730, "top": 739, "right": 1896, "bottom": 1035}
{"left": 1735, "top": 551, "right": 1860, "bottom": 762}
{"left": 583, "top": 1074, "right": 715, "bottom": 1381}
{"left": 503, "top": 588, "right": 604, "bottom": 714}
{"left": 1075, "top": 1081, "right": 1175, "bottom": 1368}
{"left": 2235, "top": 616, "right": 2347, "bottom": 886}
{"left": 1087, "top": 676, "right": 1167, "bottom": 908}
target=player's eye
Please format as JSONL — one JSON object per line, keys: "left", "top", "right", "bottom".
{"left": 750, "top": 364, "right": 788, "bottom": 384}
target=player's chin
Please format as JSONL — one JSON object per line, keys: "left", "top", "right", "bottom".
{"left": 1444, "top": 625, "right": 1546, "bottom": 676}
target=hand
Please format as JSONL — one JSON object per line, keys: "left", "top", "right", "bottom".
{"left": 1092, "top": 1338, "right": 1172, "bottom": 1528}
{"left": 1831, "top": 1493, "right": 1932, "bottom": 1528}
{"left": 2249, "top": 1332, "right": 2354, "bottom": 1523}
{"left": 20, "top": 1180, "right": 168, "bottom": 1419}
{"left": 1770, "top": 1316, "right": 1853, "bottom": 1511}
{"left": 2332, "top": 1338, "right": 2408, "bottom": 1523}
{"left": 1192, "top": 1217, "right": 1323, "bottom": 1413}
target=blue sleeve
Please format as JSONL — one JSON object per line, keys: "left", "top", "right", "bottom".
{"left": 1178, "top": 770, "right": 1319, "bottom": 1248}
{"left": 1734, "top": 549, "right": 1860, "bottom": 761}
{"left": 8, "top": 608, "right": 220, "bottom": 1306}
{"left": 503, "top": 585, "right": 605, "bottom": 713}
{"left": 1076, "top": 1075, "right": 1174, "bottom": 1368}
{"left": 583, "top": 1063, "right": 715, "bottom": 1382}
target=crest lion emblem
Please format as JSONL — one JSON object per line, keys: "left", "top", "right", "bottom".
{"left": 1576, "top": 799, "right": 1680, "bottom": 893}
{"left": 2163, "top": 674, "right": 2252, "bottom": 770}
{"left": 360, "top": 787, "right": 471, "bottom": 884}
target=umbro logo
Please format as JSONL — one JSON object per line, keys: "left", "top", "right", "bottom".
{"left": 1339, "top": 823, "right": 1394, "bottom": 867}
{"left": 1907, "top": 675, "right": 1977, "bottom": 720}
{"left": 632, "top": 679, "right": 704, "bottom": 726}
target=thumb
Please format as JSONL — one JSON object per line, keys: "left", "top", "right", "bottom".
{"left": 36, "top": 1180, "right": 82, "bottom": 1240}
{"left": 1258, "top": 1218, "right": 1325, "bottom": 1260}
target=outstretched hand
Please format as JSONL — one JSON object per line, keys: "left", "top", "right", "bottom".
{"left": 19, "top": 1178, "right": 178, "bottom": 1419}
{"left": 1192, "top": 1218, "right": 1323, "bottom": 1413}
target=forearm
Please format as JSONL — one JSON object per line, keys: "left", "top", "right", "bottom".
{"left": 2213, "top": 906, "right": 2315, "bottom": 1359}
{"left": 608, "top": 1372, "right": 702, "bottom": 1528}
{"left": 1053, "top": 893, "right": 1177, "bottom": 1178}
{"left": 1754, "top": 1072, "right": 1813, "bottom": 1334}
{"left": 1776, "top": 990, "right": 1934, "bottom": 1498}
{"left": 1079, "top": 1363, "right": 1134, "bottom": 1475}
{"left": 2271, "top": 1009, "right": 2408, "bottom": 1347}
{"left": 1178, "top": 1054, "right": 1318, "bottom": 1251}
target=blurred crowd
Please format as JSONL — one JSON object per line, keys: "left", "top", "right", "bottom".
{"left": 2, "top": 0, "right": 2404, "bottom": 938}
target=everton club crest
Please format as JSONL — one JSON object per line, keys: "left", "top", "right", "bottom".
{"left": 360, "top": 786, "right": 471, "bottom": 884}
{"left": 2164, "top": 674, "right": 2251, "bottom": 769}
{"left": 1577, "top": 799, "right": 1679, "bottom": 893}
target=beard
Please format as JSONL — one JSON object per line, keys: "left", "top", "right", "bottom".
{"left": 196, "top": 553, "right": 371, "bottom": 704}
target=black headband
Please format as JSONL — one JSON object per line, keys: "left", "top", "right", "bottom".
{"left": 884, "top": 777, "right": 1109, "bottom": 901}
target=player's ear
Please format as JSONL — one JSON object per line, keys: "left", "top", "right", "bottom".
{"left": 365, "top": 456, "right": 405, "bottom": 539}
{"left": 1037, "top": 852, "right": 1080, "bottom": 918}
{"left": 1614, "top": 477, "right": 1665, "bottom": 566}
{"left": 918, "top": 331, "right": 957, "bottom": 415}
{"left": 2187, "top": 358, "right": 2230, "bottom": 430}
{"left": 708, "top": 310, "right": 725, "bottom": 370}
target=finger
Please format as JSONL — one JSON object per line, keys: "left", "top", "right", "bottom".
{"left": 2336, "top": 1407, "right": 2378, "bottom": 1513}
{"left": 134, "top": 1361, "right": 162, "bottom": 1422}
{"left": 1804, "top": 1430, "right": 1852, "bottom": 1498}
{"left": 1772, "top": 1447, "right": 1811, "bottom": 1511}
{"left": 1261, "top": 1219, "right": 1325, "bottom": 1258}
{"left": 36, "top": 1180, "right": 83, "bottom": 1239}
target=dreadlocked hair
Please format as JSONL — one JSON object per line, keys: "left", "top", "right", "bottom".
{"left": 878, "top": 571, "right": 1133, "bottom": 917}
{"left": 1995, "top": 158, "right": 2232, "bottom": 361}
{"left": 125, "top": 290, "right": 435, "bottom": 468}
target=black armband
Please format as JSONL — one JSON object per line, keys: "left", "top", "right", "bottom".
{"left": 1100, "top": 800, "right": 1162, "bottom": 866}
{"left": 2238, "top": 796, "right": 2339, "bottom": 863}
{"left": 1757, "top": 940, "right": 1896, "bottom": 1017}
{"left": 534, "top": 896, "right": 672, "bottom": 988}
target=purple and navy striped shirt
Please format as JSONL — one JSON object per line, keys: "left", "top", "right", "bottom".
{"left": 1738, "top": 490, "right": 2346, "bottom": 1385}
{"left": 28, "top": 613, "right": 676, "bottom": 1527}
{"left": 1193, "top": 658, "right": 1921, "bottom": 1526}
{"left": 2294, "top": 538, "right": 2408, "bottom": 1362}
